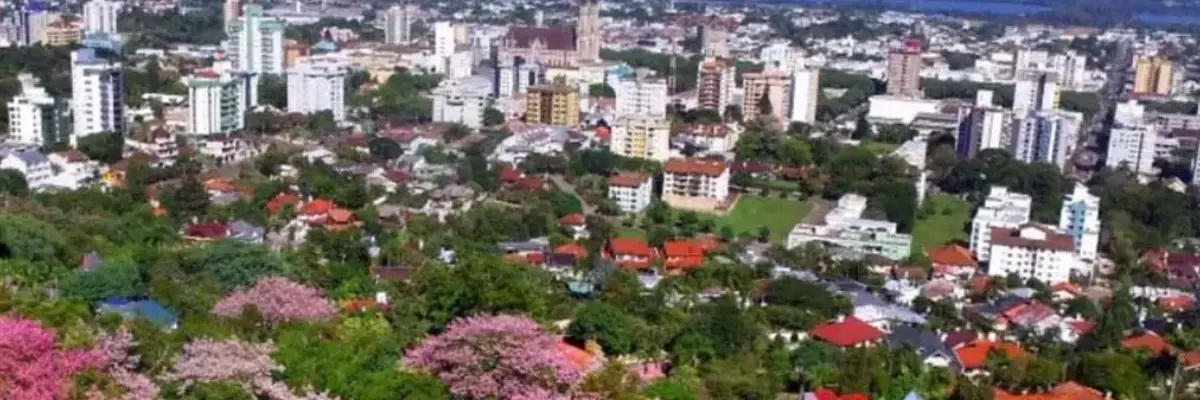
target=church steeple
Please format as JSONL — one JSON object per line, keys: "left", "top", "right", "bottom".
{"left": 576, "top": 0, "right": 601, "bottom": 62}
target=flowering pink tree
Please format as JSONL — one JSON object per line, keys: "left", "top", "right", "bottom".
{"left": 163, "top": 337, "right": 335, "bottom": 400}
{"left": 0, "top": 316, "right": 105, "bottom": 400}
{"left": 95, "top": 327, "right": 160, "bottom": 400}
{"left": 404, "top": 314, "right": 584, "bottom": 400}
{"left": 212, "top": 276, "right": 335, "bottom": 324}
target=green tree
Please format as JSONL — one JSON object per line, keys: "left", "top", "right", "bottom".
{"left": 483, "top": 107, "right": 506, "bottom": 126}
{"left": 567, "top": 302, "right": 641, "bottom": 355}
{"left": 76, "top": 132, "right": 125, "bottom": 164}
{"left": 258, "top": 74, "right": 287, "bottom": 109}
{"left": 368, "top": 137, "right": 402, "bottom": 160}
{"left": 1077, "top": 351, "right": 1145, "bottom": 399}
{"left": 0, "top": 169, "right": 29, "bottom": 197}
{"left": 60, "top": 259, "right": 144, "bottom": 302}
{"left": 182, "top": 241, "right": 286, "bottom": 290}
{"left": 588, "top": 83, "right": 616, "bottom": 97}
{"left": 168, "top": 175, "right": 212, "bottom": 220}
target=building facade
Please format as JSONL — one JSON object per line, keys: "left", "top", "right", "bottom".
{"left": 955, "top": 91, "right": 1013, "bottom": 159}
{"left": 661, "top": 158, "right": 729, "bottom": 212}
{"left": 1133, "top": 56, "right": 1173, "bottom": 96}
{"left": 969, "top": 186, "right": 1033, "bottom": 262}
{"left": 696, "top": 57, "right": 734, "bottom": 112}
{"left": 1106, "top": 123, "right": 1157, "bottom": 175}
{"left": 431, "top": 76, "right": 491, "bottom": 128}
{"left": 789, "top": 68, "right": 819, "bottom": 124}
{"left": 524, "top": 80, "right": 580, "bottom": 126}
{"left": 287, "top": 56, "right": 347, "bottom": 122}
{"left": 7, "top": 74, "right": 70, "bottom": 147}
{"left": 384, "top": 4, "right": 419, "bottom": 45}
{"left": 70, "top": 48, "right": 124, "bottom": 145}
{"left": 988, "top": 224, "right": 1080, "bottom": 284}
{"left": 1012, "top": 69, "right": 1060, "bottom": 116}
{"left": 613, "top": 72, "right": 668, "bottom": 118}
{"left": 786, "top": 194, "right": 913, "bottom": 260}
{"left": 1012, "top": 110, "right": 1083, "bottom": 170}
{"left": 1058, "top": 183, "right": 1100, "bottom": 262}
{"left": 886, "top": 39, "right": 923, "bottom": 97}
{"left": 493, "top": 57, "right": 544, "bottom": 98}
{"left": 82, "top": 0, "right": 119, "bottom": 35}
{"left": 498, "top": 0, "right": 601, "bottom": 68}
{"left": 699, "top": 17, "right": 733, "bottom": 59}
{"left": 673, "top": 123, "right": 739, "bottom": 154}
{"left": 226, "top": 4, "right": 285, "bottom": 75}
{"left": 43, "top": 20, "right": 81, "bottom": 46}
{"left": 742, "top": 66, "right": 790, "bottom": 123}
{"left": 0, "top": 150, "right": 53, "bottom": 190}
{"left": 609, "top": 115, "right": 670, "bottom": 161}
{"left": 186, "top": 70, "right": 249, "bottom": 136}
{"left": 607, "top": 172, "right": 653, "bottom": 213}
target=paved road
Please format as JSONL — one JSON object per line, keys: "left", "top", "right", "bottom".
{"left": 1069, "top": 38, "right": 1131, "bottom": 181}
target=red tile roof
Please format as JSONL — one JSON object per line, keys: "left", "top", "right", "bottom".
{"left": 498, "top": 166, "right": 524, "bottom": 183}
{"left": 328, "top": 208, "right": 354, "bottom": 223}
{"left": 608, "top": 172, "right": 650, "bottom": 187}
{"left": 553, "top": 243, "right": 588, "bottom": 258}
{"left": 301, "top": 199, "right": 336, "bottom": 216}
{"left": 514, "top": 176, "right": 545, "bottom": 191}
{"left": 810, "top": 316, "right": 883, "bottom": 347}
{"left": 1183, "top": 350, "right": 1200, "bottom": 370}
{"left": 1050, "top": 282, "right": 1082, "bottom": 296}
{"left": 1122, "top": 332, "right": 1173, "bottom": 355}
{"left": 1067, "top": 320, "right": 1095, "bottom": 335}
{"left": 184, "top": 223, "right": 228, "bottom": 239}
{"left": 559, "top": 213, "right": 585, "bottom": 226}
{"left": 554, "top": 340, "right": 598, "bottom": 372}
{"left": 926, "top": 244, "right": 977, "bottom": 268}
{"left": 594, "top": 125, "right": 611, "bottom": 142}
{"left": 989, "top": 224, "right": 1074, "bottom": 252}
{"left": 955, "top": 340, "right": 1027, "bottom": 369}
{"left": 994, "top": 381, "right": 1104, "bottom": 400}
{"left": 609, "top": 237, "right": 654, "bottom": 258}
{"left": 1157, "top": 295, "right": 1193, "bottom": 312}
{"left": 664, "top": 158, "right": 728, "bottom": 177}
{"left": 266, "top": 193, "right": 301, "bottom": 214}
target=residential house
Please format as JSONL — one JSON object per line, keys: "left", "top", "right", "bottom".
{"left": 661, "top": 239, "right": 709, "bottom": 273}
{"left": 954, "top": 339, "right": 1027, "bottom": 372}
{"left": 125, "top": 127, "right": 178, "bottom": 168}
{"left": 885, "top": 325, "right": 964, "bottom": 372}
{"left": 661, "top": 158, "right": 730, "bottom": 213}
{"left": 926, "top": 244, "right": 978, "bottom": 278}
{"left": 608, "top": 237, "right": 655, "bottom": 270}
{"left": 672, "top": 122, "right": 741, "bottom": 154}
{"left": 183, "top": 222, "right": 230, "bottom": 242}
{"left": 994, "top": 381, "right": 1104, "bottom": 400}
{"left": 0, "top": 149, "right": 53, "bottom": 190}
{"left": 47, "top": 149, "right": 98, "bottom": 189}
{"left": 96, "top": 297, "right": 179, "bottom": 330}
{"left": 559, "top": 213, "right": 588, "bottom": 240}
{"left": 422, "top": 184, "right": 476, "bottom": 222}
{"left": 810, "top": 315, "right": 885, "bottom": 348}
{"left": 607, "top": 171, "right": 653, "bottom": 214}
{"left": 200, "top": 133, "right": 256, "bottom": 166}
{"left": 1122, "top": 331, "right": 1174, "bottom": 356}
{"left": 835, "top": 286, "right": 926, "bottom": 330}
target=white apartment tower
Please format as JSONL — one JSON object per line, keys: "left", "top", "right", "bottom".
{"left": 1013, "top": 69, "right": 1060, "bottom": 116}
{"left": 988, "top": 224, "right": 1080, "bottom": 284}
{"left": 287, "top": 56, "right": 347, "bottom": 122}
{"left": 789, "top": 68, "right": 819, "bottom": 124}
{"left": 955, "top": 90, "right": 1013, "bottom": 159}
{"left": 759, "top": 42, "right": 796, "bottom": 74}
{"left": 1106, "top": 123, "right": 1157, "bottom": 175}
{"left": 614, "top": 71, "right": 668, "bottom": 119}
{"left": 70, "top": 48, "right": 124, "bottom": 145}
{"left": 384, "top": 4, "right": 419, "bottom": 45}
{"left": 969, "top": 186, "right": 1033, "bottom": 262}
{"left": 1059, "top": 183, "right": 1101, "bottom": 262}
{"left": 434, "top": 21, "right": 457, "bottom": 58}
{"left": 1014, "top": 49, "right": 1088, "bottom": 90}
{"left": 609, "top": 115, "right": 671, "bottom": 162}
{"left": 82, "top": 0, "right": 120, "bottom": 35}
{"left": 1012, "top": 110, "right": 1083, "bottom": 170}
{"left": 186, "top": 70, "right": 249, "bottom": 136}
{"left": 226, "top": 4, "right": 285, "bottom": 75}
{"left": 607, "top": 172, "right": 653, "bottom": 213}
{"left": 7, "top": 74, "right": 69, "bottom": 147}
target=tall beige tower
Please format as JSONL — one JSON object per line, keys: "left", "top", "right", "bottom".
{"left": 576, "top": 0, "right": 601, "bottom": 62}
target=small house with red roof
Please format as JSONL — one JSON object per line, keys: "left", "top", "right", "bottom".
{"left": 1050, "top": 282, "right": 1083, "bottom": 302}
{"left": 810, "top": 316, "right": 884, "bottom": 348}
{"left": 183, "top": 222, "right": 230, "bottom": 242}
{"left": 954, "top": 339, "right": 1027, "bottom": 371}
{"left": 607, "top": 237, "right": 655, "bottom": 270}
{"left": 927, "top": 244, "right": 977, "bottom": 278}
{"left": 266, "top": 193, "right": 301, "bottom": 215}
{"left": 1122, "top": 331, "right": 1174, "bottom": 356}
{"left": 661, "top": 239, "right": 708, "bottom": 273}
{"left": 559, "top": 213, "right": 588, "bottom": 240}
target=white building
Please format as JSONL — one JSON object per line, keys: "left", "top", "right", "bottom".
{"left": 788, "top": 69, "right": 819, "bottom": 125}
{"left": 0, "top": 150, "right": 53, "bottom": 190}
{"left": 609, "top": 115, "right": 671, "bottom": 162}
{"left": 186, "top": 69, "right": 250, "bottom": 136}
{"left": 1106, "top": 123, "right": 1157, "bottom": 175}
{"left": 18, "top": 7, "right": 58, "bottom": 46}
{"left": 47, "top": 149, "right": 98, "bottom": 189}
{"left": 443, "top": 50, "right": 474, "bottom": 79}
{"left": 82, "top": 0, "right": 120, "bottom": 35}
{"left": 786, "top": 194, "right": 913, "bottom": 260}
{"left": 955, "top": 90, "right": 1012, "bottom": 158}
{"left": 988, "top": 224, "right": 1081, "bottom": 284}
{"left": 614, "top": 72, "right": 668, "bottom": 119}
{"left": 287, "top": 56, "right": 347, "bottom": 122}
{"left": 673, "top": 123, "right": 740, "bottom": 154}
{"left": 226, "top": 4, "right": 285, "bottom": 75}
{"left": 7, "top": 74, "right": 69, "bottom": 147}
{"left": 199, "top": 134, "right": 256, "bottom": 166}
{"left": 433, "top": 21, "right": 457, "bottom": 58}
{"left": 70, "top": 48, "right": 124, "bottom": 145}
{"left": 1012, "top": 69, "right": 1060, "bottom": 116}
{"left": 759, "top": 42, "right": 796, "bottom": 73}
{"left": 384, "top": 4, "right": 418, "bottom": 45}
{"left": 607, "top": 172, "right": 653, "bottom": 213}
{"left": 1012, "top": 110, "right": 1083, "bottom": 170}
{"left": 866, "top": 95, "right": 941, "bottom": 125}
{"left": 431, "top": 76, "right": 491, "bottom": 128}
{"left": 970, "top": 186, "right": 1033, "bottom": 262}
{"left": 493, "top": 58, "right": 543, "bottom": 98}
{"left": 1014, "top": 49, "right": 1088, "bottom": 90}
{"left": 1059, "top": 183, "right": 1101, "bottom": 262}
{"left": 661, "top": 158, "right": 729, "bottom": 213}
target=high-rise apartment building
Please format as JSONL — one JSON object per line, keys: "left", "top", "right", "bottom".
{"left": 7, "top": 74, "right": 70, "bottom": 147}
{"left": 226, "top": 5, "right": 285, "bottom": 75}
{"left": 287, "top": 56, "right": 347, "bottom": 122}
{"left": 759, "top": 42, "right": 796, "bottom": 74}
{"left": 662, "top": 158, "right": 730, "bottom": 213}
{"left": 609, "top": 115, "right": 670, "bottom": 161}
{"left": 613, "top": 71, "right": 668, "bottom": 118}
{"left": 1013, "top": 69, "right": 1060, "bottom": 115}
{"left": 969, "top": 186, "right": 1032, "bottom": 262}
{"left": 525, "top": 80, "right": 580, "bottom": 126}
{"left": 788, "top": 69, "right": 819, "bottom": 124}
{"left": 955, "top": 90, "right": 1012, "bottom": 159}
{"left": 70, "top": 48, "right": 123, "bottom": 145}
{"left": 18, "top": 4, "right": 58, "bottom": 46}
{"left": 384, "top": 4, "right": 419, "bottom": 45}
{"left": 82, "top": 0, "right": 119, "bottom": 35}
{"left": 741, "top": 66, "right": 790, "bottom": 123}
{"left": 431, "top": 76, "right": 491, "bottom": 128}
{"left": 1012, "top": 110, "right": 1083, "bottom": 170}
{"left": 1106, "top": 123, "right": 1157, "bottom": 175}
{"left": 1059, "top": 183, "right": 1100, "bottom": 262}
{"left": 696, "top": 57, "right": 734, "bottom": 113}
{"left": 433, "top": 21, "right": 457, "bottom": 58}
{"left": 1014, "top": 49, "right": 1087, "bottom": 90}
{"left": 492, "top": 58, "right": 544, "bottom": 98}
{"left": 222, "top": 0, "right": 241, "bottom": 31}
{"left": 43, "top": 19, "right": 82, "bottom": 46}
{"left": 186, "top": 69, "right": 250, "bottom": 136}
{"left": 699, "top": 17, "right": 732, "bottom": 59}
{"left": 575, "top": 0, "right": 601, "bottom": 62}
{"left": 886, "top": 39, "right": 923, "bottom": 97}
{"left": 1133, "top": 56, "right": 1174, "bottom": 96}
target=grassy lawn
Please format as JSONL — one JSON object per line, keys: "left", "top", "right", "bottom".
{"left": 861, "top": 141, "right": 899, "bottom": 155}
{"left": 615, "top": 225, "right": 646, "bottom": 239}
{"left": 706, "top": 195, "right": 812, "bottom": 242}
{"left": 911, "top": 193, "right": 972, "bottom": 251}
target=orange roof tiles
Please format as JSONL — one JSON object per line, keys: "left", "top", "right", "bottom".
{"left": 1122, "top": 332, "right": 1173, "bottom": 355}
{"left": 994, "top": 381, "right": 1104, "bottom": 400}
{"left": 1182, "top": 350, "right": 1200, "bottom": 369}
{"left": 663, "top": 158, "right": 728, "bottom": 177}
{"left": 955, "top": 340, "right": 1027, "bottom": 370}
{"left": 554, "top": 340, "right": 598, "bottom": 371}
{"left": 608, "top": 172, "right": 650, "bottom": 187}
{"left": 204, "top": 178, "right": 236, "bottom": 193}
{"left": 301, "top": 198, "right": 336, "bottom": 216}
{"left": 926, "top": 244, "right": 977, "bottom": 268}
{"left": 559, "top": 213, "right": 586, "bottom": 226}
{"left": 810, "top": 316, "right": 883, "bottom": 347}
{"left": 989, "top": 225, "right": 1074, "bottom": 252}
{"left": 328, "top": 208, "right": 354, "bottom": 223}
{"left": 609, "top": 237, "right": 654, "bottom": 258}
{"left": 266, "top": 193, "right": 301, "bottom": 214}
{"left": 553, "top": 243, "right": 588, "bottom": 258}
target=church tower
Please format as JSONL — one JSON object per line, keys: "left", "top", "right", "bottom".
{"left": 576, "top": 0, "right": 601, "bottom": 63}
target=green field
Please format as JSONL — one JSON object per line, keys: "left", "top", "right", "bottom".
{"left": 706, "top": 195, "right": 812, "bottom": 242}
{"left": 911, "top": 193, "right": 972, "bottom": 251}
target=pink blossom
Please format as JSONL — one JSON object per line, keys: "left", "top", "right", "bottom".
{"left": 95, "top": 327, "right": 160, "bottom": 400}
{"left": 0, "top": 316, "right": 105, "bottom": 400}
{"left": 212, "top": 276, "right": 335, "bottom": 324}
{"left": 163, "top": 337, "right": 337, "bottom": 400}
{"left": 403, "top": 314, "right": 583, "bottom": 400}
